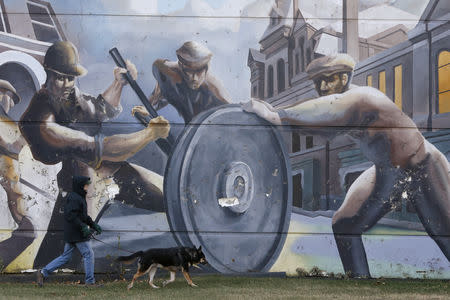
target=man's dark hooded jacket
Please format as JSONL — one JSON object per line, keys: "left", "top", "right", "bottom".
{"left": 64, "top": 176, "right": 95, "bottom": 243}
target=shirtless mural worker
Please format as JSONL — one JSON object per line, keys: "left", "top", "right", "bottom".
{"left": 244, "top": 53, "right": 450, "bottom": 277}
{"left": 132, "top": 41, "right": 230, "bottom": 124}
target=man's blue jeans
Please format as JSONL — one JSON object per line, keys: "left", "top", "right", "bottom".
{"left": 41, "top": 241, "right": 95, "bottom": 284}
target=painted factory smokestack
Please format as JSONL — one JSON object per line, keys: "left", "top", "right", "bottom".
{"left": 343, "top": 0, "right": 359, "bottom": 61}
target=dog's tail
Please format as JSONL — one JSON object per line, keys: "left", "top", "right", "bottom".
{"left": 116, "top": 251, "right": 144, "bottom": 265}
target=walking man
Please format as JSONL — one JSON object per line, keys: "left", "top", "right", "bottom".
{"left": 37, "top": 175, "right": 102, "bottom": 287}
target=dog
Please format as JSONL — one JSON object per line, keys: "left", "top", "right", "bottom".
{"left": 116, "top": 246, "right": 207, "bottom": 290}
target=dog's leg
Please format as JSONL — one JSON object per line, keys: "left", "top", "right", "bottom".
{"left": 148, "top": 264, "right": 160, "bottom": 289}
{"left": 128, "top": 270, "right": 146, "bottom": 290}
{"left": 182, "top": 269, "right": 198, "bottom": 287}
{"left": 162, "top": 271, "right": 176, "bottom": 287}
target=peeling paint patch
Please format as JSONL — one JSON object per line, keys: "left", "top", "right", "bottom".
{"left": 218, "top": 197, "right": 239, "bottom": 207}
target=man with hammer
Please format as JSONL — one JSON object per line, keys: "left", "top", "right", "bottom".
{"left": 0, "top": 79, "right": 36, "bottom": 268}
{"left": 244, "top": 53, "right": 450, "bottom": 277}
{"left": 132, "top": 41, "right": 231, "bottom": 124}
{"left": 19, "top": 41, "right": 170, "bottom": 266}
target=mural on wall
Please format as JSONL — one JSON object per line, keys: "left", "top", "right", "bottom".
{"left": 0, "top": 0, "right": 449, "bottom": 279}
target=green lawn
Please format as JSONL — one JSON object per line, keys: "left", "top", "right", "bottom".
{"left": 0, "top": 276, "right": 449, "bottom": 299}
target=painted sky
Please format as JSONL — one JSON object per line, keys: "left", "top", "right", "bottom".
{"left": 45, "top": 0, "right": 429, "bottom": 125}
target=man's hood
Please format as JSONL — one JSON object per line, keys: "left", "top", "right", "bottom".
{"left": 72, "top": 175, "right": 90, "bottom": 197}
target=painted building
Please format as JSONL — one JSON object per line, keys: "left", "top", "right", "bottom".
{"left": 0, "top": 0, "right": 448, "bottom": 280}
{"left": 0, "top": 0, "right": 65, "bottom": 119}
{"left": 248, "top": 0, "right": 450, "bottom": 223}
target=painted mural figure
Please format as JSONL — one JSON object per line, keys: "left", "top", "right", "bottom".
{"left": 19, "top": 41, "right": 171, "bottom": 266}
{"left": 0, "top": 79, "right": 34, "bottom": 268}
{"left": 132, "top": 41, "right": 231, "bottom": 124}
{"left": 244, "top": 53, "right": 450, "bottom": 278}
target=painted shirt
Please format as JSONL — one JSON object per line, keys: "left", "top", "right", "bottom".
{"left": 19, "top": 86, "right": 122, "bottom": 190}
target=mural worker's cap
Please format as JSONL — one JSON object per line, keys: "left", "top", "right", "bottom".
{"left": 44, "top": 41, "right": 87, "bottom": 77}
{"left": 176, "top": 41, "right": 212, "bottom": 70}
{"left": 306, "top": 53, "right": 356, "bottom": 80}
{"left": 0, "top": 79, "right": 20, "bottom": 104}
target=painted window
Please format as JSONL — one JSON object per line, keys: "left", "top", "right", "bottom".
{"left": 292, "top": 131, "right": 300, "bottom": 152}
{"left": 366, "top": 75, "right": 373, "bottom": 87}
{"left": 277, "top": 59, "right": 285, "bottom": 93}
{"left": 306, "top": 136, "right": 313, "bottom": 149}
{"left": 378, "top": 70, "right": 386, "bottom": 94}
{"left": 299, "top": 37, "right": 304, "bottom": 71}
{"left": 27, "top": 0, "right": 61, "bottom": 43}
{"left": 306, "top": 48, "right": 311, "bottom": 66}
{"left": 292, "top": 173, "right": 302, "bottom": 208}
{"left": 267, "top": 65, "right": 274, "bottom": 98}
{"left": 438, "top": 50, "right": 450, "bottom": 113}
{"left": 394, "top": 65, "right": 402, "bottom": 110}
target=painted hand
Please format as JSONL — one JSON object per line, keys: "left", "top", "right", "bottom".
{"left": 131, "top": 105, "right": 149, "bottom": 117}
{"left": 114, "top": 59, "right": 138, "bottom": 85}
{"left": 148, "top": 116, "right": 170, "bottom": 139}
{"left": 242, "top": 99, "right": 281, "bottom": 125}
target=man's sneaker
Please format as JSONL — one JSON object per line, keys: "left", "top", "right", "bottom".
{"left": 36, "top": 270, "right": 44, "bottom": 287}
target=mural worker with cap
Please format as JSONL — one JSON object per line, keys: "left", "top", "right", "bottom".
{"left": 244, "top": 53, "right": 450, "bottom": 278}
{"left": 36, "top": 175, "right": 101, "bottom": 287}
{"left": 0, "top": 79, "right": 35, "bottom": 269}
{"left": 19, "top": 41, "right": 171, "bottom": 267}
{"left": 132, "top": 41, "right": 231, "bottom": 124}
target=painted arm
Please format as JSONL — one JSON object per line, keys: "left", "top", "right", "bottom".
{"left": 101, "top": 60, "right": 138, "bottom": 109}
{"left": 207, "top": 74, "right": 231, "bottom": 104}
{"left": 244, "top": 92, "right": 360, "bottom": 128}
{"left": 0, "top": 117, "right": 26, "bottom": 158}
{"left": 41, "top": 114, "right": 170, "bottom": 165}
{"left": 131, "top": 83, "right": 168, "bottom": 117}
{"left": 102, "top": 116, "right": 170, "bottom": 161}
{"left": 149, "top": 82, "right": 168, "bottom": 110}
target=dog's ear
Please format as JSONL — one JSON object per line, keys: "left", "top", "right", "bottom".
{"left": 197, "top": 245, "right": 202, "bottom": 251}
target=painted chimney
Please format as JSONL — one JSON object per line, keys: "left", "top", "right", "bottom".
{"left": 342, "top": 0, "right": 359, "bottom": 62}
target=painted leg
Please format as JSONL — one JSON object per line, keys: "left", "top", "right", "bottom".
{"left": 0, "top": 158, "right": 35, "bottom": 267}
{"left": 412, "top": 147, "right": 450, "bottom": 261}
{"left": 34, "top": 193, "right": 66, "bottom": 267}
{"left": 0, "top": 216, "right": 35, "bottom": 268}
{"left": 332, "top": 165, "right": 397, "bottom": 277}
{"left": 162, "top": 271, "right": 176, "bottom": 287}
{"left": 113, "top": 162, "right": 164, "bottom": 212}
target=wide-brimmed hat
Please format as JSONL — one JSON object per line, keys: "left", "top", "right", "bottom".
{"left": 44, "top": 41, "right": 87, "bottom": 76}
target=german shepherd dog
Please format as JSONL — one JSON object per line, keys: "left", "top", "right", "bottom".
{"left": 116, "top": 246, "right": 207, "bottom": 290}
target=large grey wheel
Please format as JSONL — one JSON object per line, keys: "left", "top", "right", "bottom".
{"left": 164, "top": 104, "right": 292, "bottom": 273}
